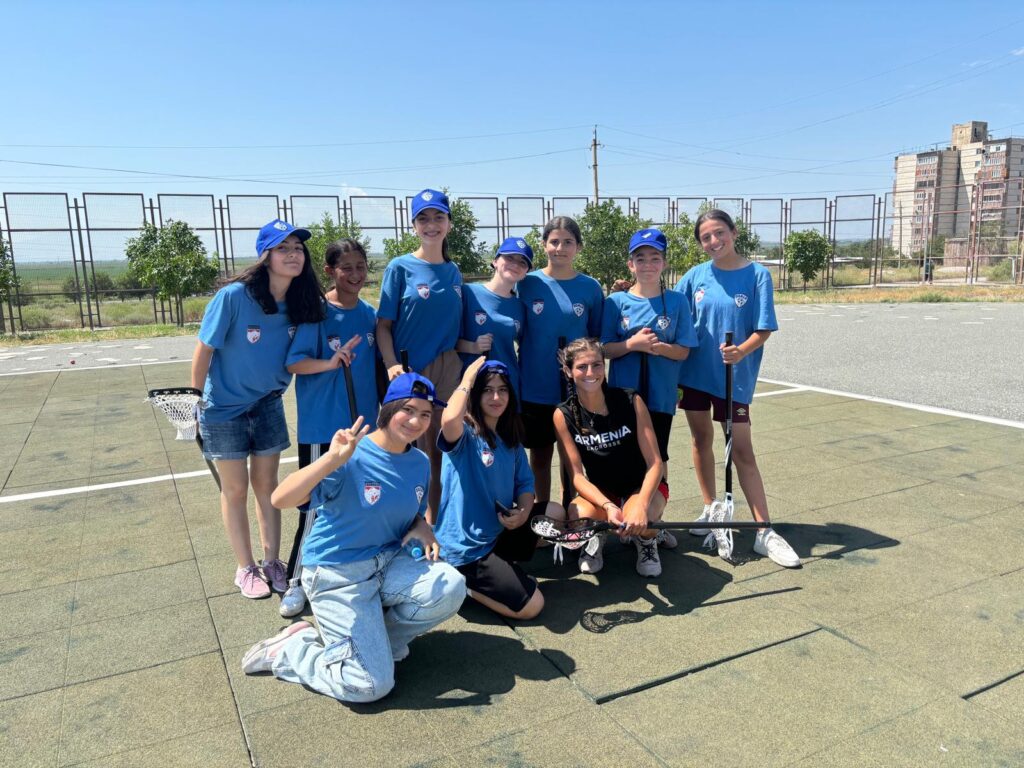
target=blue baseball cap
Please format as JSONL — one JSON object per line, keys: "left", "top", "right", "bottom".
{"left": 411, "top": 189, "right": 451, "bottom": 218}
{"left": 256, "top": 219, "right": 311, "bottom": 257}
{"left": 629, "top": 227, "right": 667, "bottom": 256}
{"left": 479, "top": 359, "right": 511, "bottom": 377}
{"left": 495, "top": 236, "right": 534, "bottom": 268}
{"left": 382, "top": 372, "right": 447, "bottom": 408}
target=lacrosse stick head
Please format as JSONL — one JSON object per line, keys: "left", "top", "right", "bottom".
{"left": 702, "top": 499, "right": 735, "bottom": 561}
{"left": 146, "top": 387, "right": 203, "bottom": 441}
{"left": 530, "top": 516, "right": 601, "bottom": 551}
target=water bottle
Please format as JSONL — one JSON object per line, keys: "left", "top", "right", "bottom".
{"left": 404, "top": 538, "right": 425, "bottom": 560}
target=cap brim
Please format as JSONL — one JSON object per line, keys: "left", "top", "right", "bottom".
{"left": 629, "top": 243, "right": 666, "bottom": 255}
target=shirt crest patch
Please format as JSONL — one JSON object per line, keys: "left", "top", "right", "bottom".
{"left": 480, "top": 447, "right": 494, "bottom": 467}
{"left": 514, "top": 319, "right": 521, "bottom": 333}
{"left": 656, "top": 315, "right": 671, "bottom": 331}
{"left": 621, "top": 316, "right": 630, "bottom": 331}
{"left": 694, "top": 288, "right": 705, "bottom": 304}
{"left": 572, "top": 303, "right": 584, "bottom": 317}
{"left": 532, "top": 299, "right": 544, "bottom": 315}
{"left": 414, "top": 485, "right": 425, "bottom": 504}
{"left": 416, "top": 284, "right": 430, "bottom": 300}
{"left": 367, "top": 332, "right": 375, "bottom": 347}
{"left": 453, "top": 285, "right": 462, "bottom": 298}
{"left": 246, "top": 326, "right": 261, "bottom": 343}
{"left": 288, "top": 325, "right": 296, "bottom": 339}
{"left": 327, "top": 335, "right": 342, "bottom": 352}
{"left": 475, "top": 311, "right": 487, "bottom": 326}
{"left": 735, "top": 294, "right": 748, "bottom": 308}
{"left": 363, "top": 482, "right": 382, "bottom": 505}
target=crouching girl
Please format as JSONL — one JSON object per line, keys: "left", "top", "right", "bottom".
{"left": 241, "top": 374, "right": 466, "bottom": 703}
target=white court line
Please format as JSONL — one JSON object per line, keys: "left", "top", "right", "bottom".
{"left": 0, "top": 358, "right": 186, "bottom": 377}
{"left": 758, "top": 377, "right": 1024, "bottom": 430}
{"left": 0, "top": 456, "right": 300, "bottom": 505}
{"left": 754, "top": 386, "right": 808, "bottom": 398}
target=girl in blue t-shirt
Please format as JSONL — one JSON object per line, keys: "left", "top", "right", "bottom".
{"left": 435, "top": 356, "right": 565, "bottom": 620}
{"left": 675, "top": 209, "right": 799, "bottom": 568}
{"left": 602, "top": 228, "right": 697, "bottom": 471}
{"left": 279, "top": 238, "right": 380, "bottom": 618}
{"left": 517, "top": 216, "right": 604, "bottom": 505}
{"left": 376, "top": 188, "right": 464, "bottom": 524}
{"left": 241, "top": 373, "right": 466, "bottom": 704}
{"left": 191, "top": 219, "right": 325, "bottom": 600}
{"left": 456, "top": 236, "right": 530, "bottom": 399}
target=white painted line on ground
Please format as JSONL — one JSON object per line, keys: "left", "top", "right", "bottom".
{"left": 0, "top": 358, "right": 186, "bottom": 378}
{"left": 754, "top": 386, "right": 808, "bottom": 398}
{"left": 758, "top": 377, "right": 1024, "bottom": 430}
{"left": 0, "top": 456, "right": 300, "bottom": 504}
{"left": 962, "top": 322, "right": 984, "bottom": 325}
{"left": 96, "top": 357, "right": 119, "bottom": 363}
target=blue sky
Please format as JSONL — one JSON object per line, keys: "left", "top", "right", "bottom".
{"left": 2, "top": 0, "right": 1023, "bottom": 205}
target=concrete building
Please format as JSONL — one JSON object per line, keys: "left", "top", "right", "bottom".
{"left": 891, "top": 121, "right": 1023, "bottom": 257}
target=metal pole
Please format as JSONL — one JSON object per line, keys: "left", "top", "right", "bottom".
{"left": 591, "top": 126, "right": 599, "bottom": 205}
{"left": 71, "top": 198, "right": 94, "bottom": 330}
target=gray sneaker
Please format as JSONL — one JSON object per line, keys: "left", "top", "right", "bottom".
{"left": 655, "top": 529, "right": 678, "bottom": 549}
{"left": 689, "top": 504, "right": 714, "bottom": 536}
{"left": 579, "top": 533, "right": 605, "bottom": 574}
{"left": 634, "top": 536, "right": 662, "bottom": 577}
{"left": 278, "top": 583, "right": 307, "bottom": 618}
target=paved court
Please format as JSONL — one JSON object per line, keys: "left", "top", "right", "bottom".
{"left": 1, "top": 362, "right": 1023, "bottom": 767}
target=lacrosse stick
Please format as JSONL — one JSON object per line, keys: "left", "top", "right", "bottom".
{"left": 400, "top": 349, "right": 410, "bottom": 373}
{"left": 342, "top": 362, "right": 359, "bottom": 426}
{"left": 146, "top": 387, "right": 221, "bottom": 489}
{"left": 638, "top": 349, "right": 649, "bottom": 405}
{"left": 704, "top": 331, "right": 735, "bottom": 560}
{"left": 531, "top": 514, "right": 761, "bottom": 550}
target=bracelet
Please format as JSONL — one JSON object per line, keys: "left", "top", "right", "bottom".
{"left": 455, "top": 386, "right": 471, "bottom": 395}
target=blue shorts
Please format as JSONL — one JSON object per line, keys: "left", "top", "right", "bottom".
{"left": 198, "top": 393, "right": 290, "bottom": 461}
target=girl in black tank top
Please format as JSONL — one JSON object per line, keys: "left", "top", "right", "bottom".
{"left": 553, "top": 338, "right": 671, "bottom": 577}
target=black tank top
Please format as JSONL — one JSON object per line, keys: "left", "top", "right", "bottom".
{"left": 557, "top": 387, "right": 647, "bottom": 499}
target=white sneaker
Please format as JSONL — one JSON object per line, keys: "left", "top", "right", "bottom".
{"left": 634, "top": 536, "right": 662, "bottom": 577}
{"left": 579, "top": 533, "right": 605, "bottom": 574}
{"left": 279, "top": 583, "right": 307, "bottom": 618}
{"left": 754, "top": 528, "right": 800, "bottom": 568}
{"left": 702, "top": 501, "right": 734, "bottom": 560}
{"left": 655, "top": 529, "right": 678, "bottom": 549}
{"left": 689, "top": 504, "right": 714, "bottom": 536}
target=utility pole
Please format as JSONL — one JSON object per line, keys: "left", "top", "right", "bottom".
{"left": 591, "top": 126, "right": 599, "bottom": 204}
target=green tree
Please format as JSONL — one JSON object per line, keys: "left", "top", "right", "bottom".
{"left": 303, "top": 213, "right": 370, "bottom": 288}
{"left": 382, "top": 231, "right": 422, "bottom": 260}
{"left": 382, "top": 191, "right": 490, "bottom": 274}
{"left": 125, "top": 220, "right": 220, "bottom": 325}
{"left": 115, "top": 270, "right": 153, "bottom": 300}
{"left": 577, "top": 200, "right": 650, "bottom": 290}
{"left": 61, "top": 271, "right": 115, "bottom": 302}
{"left": 0, "top": 235, "right": 20, "bottom": 333}
{"left": 784, "top": 229, "right": 832, "bottom": 291}
{"left": 523, "top": 226, "right": 547, "bottom": 270}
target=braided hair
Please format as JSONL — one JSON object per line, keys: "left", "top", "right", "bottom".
{"left": 560, "top": 337, "right": 605, "bottom": 437}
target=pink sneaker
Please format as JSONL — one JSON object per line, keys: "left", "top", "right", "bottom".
{"left": 241, "top": 621, "right": 313, "bottom": 674}
{"left": 261, "top": 559, "right": 288, "bottom": 593}
{"left": 235, "top": 564, "right": 271, "bottom": 599}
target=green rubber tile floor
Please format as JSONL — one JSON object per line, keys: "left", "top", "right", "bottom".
{"left": 1, "top": 366, "right": 1023, "bottom": 767}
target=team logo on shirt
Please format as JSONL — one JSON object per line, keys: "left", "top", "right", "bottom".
{"left": 475, "top": 311, "right": 487, "bottom": 326}
{"left": 363, "top": 482, "right": 382, "bottom": 505}
{"left": 513, "top": 319, "right": 521, "bottom": 333}
{"left": 246, "top": 325, "right": 261, "bottom": 343}
{"left": 480, "top": 447, "right": 494, "bottom": 467}
{"left": 453, "top": 285, "right": 462, "bottom": 298}
{"left": 621, "top": 316, "right": 630, "bottom": 330}
{"left": 656, "top": 315, "right": 671, "bottom": 330}
{"left": 735, "top": 294, "right": 748, "bottom": 308}
{"left": 572, "top": 303, "right": 584, "bottom": 317}
{"left": 367, "top": 332, "right": 375, "bottom": 348}
{"left": 694, "top": 288, "right": 706, "bottom": 304}
{"left": 532, "top": 300, "right": 544, "bottom": 315}
{"left": 327, "top": 335, "right": 342, "bottom": 352}
{"left": 414, "top": 485, "right": 425, "bottom": 504}
{"left": 416, "top": 284, "right": 430, "bottom": 299}
{"left": 288, "top": 325, "right": 297, "bottom": 339}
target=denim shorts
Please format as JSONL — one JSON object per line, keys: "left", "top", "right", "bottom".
{"left": 198, "top": 393, "right": 290, "bottom": 461}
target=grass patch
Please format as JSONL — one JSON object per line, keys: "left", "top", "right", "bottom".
{"left": 776, "top": 284, "right": 1024, "bottom": 304}
{"left": 0, "top": 324, "right": 199, "bottom": 346}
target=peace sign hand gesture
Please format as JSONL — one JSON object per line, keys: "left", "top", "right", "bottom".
{"left": 328, "top": 416, "right": 371, "bottom": 464}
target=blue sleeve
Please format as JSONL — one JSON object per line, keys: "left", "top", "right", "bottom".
{"left": 673, "top": 293, "right": 698, "bottom": 347}
{"left": 377, "top": 260, "right": 403, "bottom": 322}
{"left": 600, "top": 296, "right": 622, "bottom": 344}
{"left": 437, "top": 427, "right": 468, "bottom": 454}
{"left": 310, "top": 466, "right": 347, "bottom": 507}
{"left": 198, "top": 286, "right": 234, "bottom": 349}
{"left": 286, "top": 322, "right": 320, "bottom": 367}
{"left": 674, "top": 273, "right": 691, "bottom": 302}
{"left": 416, "top": 462, "right": 430, "bottom": 518}
{"left": 513, "top": 445, "right": 535, "bottom": 498}
{"left": 755, "top": 268, "right": 779, "bottom": 332}
{"left": 587, "top": 281, "right": 604, "bottom": 337}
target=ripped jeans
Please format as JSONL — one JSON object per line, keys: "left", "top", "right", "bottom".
{"left": 271, "top": 548, "right": 466, "bottom": 703}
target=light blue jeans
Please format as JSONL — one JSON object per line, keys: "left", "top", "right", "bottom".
{"left": 271, "top": 548, "right": 466, "bottom": 702}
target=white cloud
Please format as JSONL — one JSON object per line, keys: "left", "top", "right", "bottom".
{"left": 1011, "top": 46, "right": 1024, "bottom": 56}
{"left": 340, "top": 184, "right": 369, "bottom": 199}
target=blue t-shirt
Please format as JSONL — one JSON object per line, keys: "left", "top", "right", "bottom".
{"left": 377, "top": 254, "right": 463, "bottom": 372}
{"left": 517, "top": 271, "right": 604, "bottom": 405}
{"left": 601, "top": 290, "right": 698, "bottom": 415}
{"left": 434, "top": 429, "right": 534, "bottom": 567}
{"left": 674, "top": 261, "right": 778, "bottom": 405}
{"left": 286, "top": 299, "right": 379, "bottom": 445}
{"left": 302, "top": 438, "right": 429, "bottom": 566}
{"left": 198, "top": 281, "right": 295, "bottom": 423}
{"left": 459, "top": 283, "right": 525, "bottom": 398}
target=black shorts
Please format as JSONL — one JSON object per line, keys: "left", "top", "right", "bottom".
{"left": 454, "top": 502, "right": 549, "bottom": 613}
{"left": 679, "top": 388, "right": 751, "bottom": 424}
{"left": 648, "top": 410, "right": 673, "bottom": 462}
{"left": 521, "top": 401, "right": 558, "bottom": 450}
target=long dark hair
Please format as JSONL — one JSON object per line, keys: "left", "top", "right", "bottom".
{"left": 231, "top": 242, "right": 324, "bottom": 324}
{"left": 412, "top": 210, "right": 453, "bottom": 263}
{"left": 542, "top": 216, "right": 583, "bottom": 245}
{"left": 468, "top": 369, "right": 525, "bottom": 449}
{"left": 693, "top": 209, "right": 737, "bottom": 242}
{"left": 560, "top": 337, "right": 605, "bottom": 437}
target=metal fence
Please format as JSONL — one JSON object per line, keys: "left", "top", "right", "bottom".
{"left": 1, "top": 184, "right": 1022, "bottom": 332}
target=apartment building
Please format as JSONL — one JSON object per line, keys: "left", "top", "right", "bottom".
{"left": 891, "top": 121, "right": 1023, "bottom": 256}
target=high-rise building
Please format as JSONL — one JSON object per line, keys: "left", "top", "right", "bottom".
{"left": 891, "top": 121, "right": 1023, "bottom": 257}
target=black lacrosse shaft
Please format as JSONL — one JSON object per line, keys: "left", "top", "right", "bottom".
{"left": 591, "top": 520, "right": 764, "bottom": 532}
{"left": 342, "top": 363, "right": 358, "bottom": 426}
{"left": 724, "top": 331, "right": 733, "bottom": 498}
{"left": 400, "top": 349, "right": 410, "bottom": 373}
{"left": 639, "top": 350, "right": 649, "bottom": 405}
{"left": 557, "top": 336, "right": 567, "bottom": 401}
